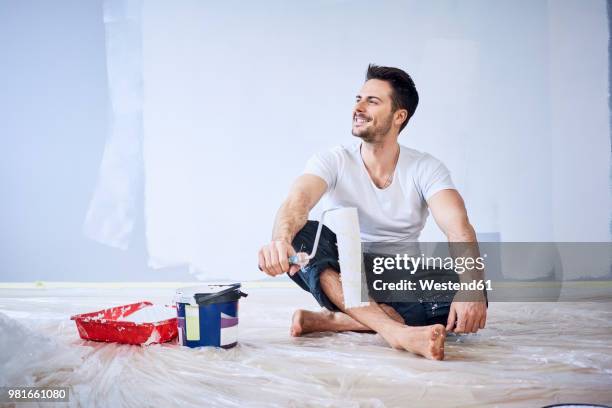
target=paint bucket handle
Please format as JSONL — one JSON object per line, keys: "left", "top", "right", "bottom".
{"left": 193, "top": 284, "right": 247, "bottom": 305}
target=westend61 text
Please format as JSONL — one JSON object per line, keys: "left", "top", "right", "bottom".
{"left": 372, "top": 279, "right": 493, "bottom": 292}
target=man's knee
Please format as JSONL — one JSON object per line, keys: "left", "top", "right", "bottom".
{"left": 319, "top": 268, "right": 340, "bottom": 286}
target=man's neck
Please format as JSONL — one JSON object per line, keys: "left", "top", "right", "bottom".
{"left": 360, "top": 137, "right": 400, "bottom": 176}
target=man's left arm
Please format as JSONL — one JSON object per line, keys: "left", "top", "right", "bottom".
{"left": 427, "top": 189, "right": 487, "bottom": 334}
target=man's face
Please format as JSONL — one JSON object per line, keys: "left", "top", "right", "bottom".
{"left": 351, "top": 79, "right": 396, "bottom": 143}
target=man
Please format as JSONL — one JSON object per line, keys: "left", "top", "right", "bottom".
{"left": 258, "top": 65, "right": 487, "bottom": 360}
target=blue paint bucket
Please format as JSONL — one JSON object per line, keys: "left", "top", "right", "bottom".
{"left": 174, "top": 283, "right": 247, "bottom": 348}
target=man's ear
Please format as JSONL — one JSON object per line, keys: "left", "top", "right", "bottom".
{"left": 394, "top": 109, "right": 408, "bottom": 126}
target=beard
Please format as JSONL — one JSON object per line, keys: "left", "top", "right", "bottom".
{"left": 351, "top": 114, "right": 394, "bottom": 143}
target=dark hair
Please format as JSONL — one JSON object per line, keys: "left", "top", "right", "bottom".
{"left": 366, "top": 64, "right": 419, "bottom": 132}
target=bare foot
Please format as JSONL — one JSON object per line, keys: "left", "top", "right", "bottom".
{"left": 385, "top": 324, "right": 446, "bottom": 360}
{"left": 291, "top": 309, "right": 370, "bottom": 337}
{"left": 290, "top": 309, "right": 309, "bottom": 337}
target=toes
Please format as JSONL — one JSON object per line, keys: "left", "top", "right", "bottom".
{"left": 290, "top": 310, "right": 304, "bottom": 337}
{"left": 429, "top": 340, "right": 445, "bottom": 360}
{"left": 432, "top": 325, "right": 446, "bottom": 339}
{"left": 429, "top": 325, "right": 446, "bottom": 360}
{"left": 290, "top": 322, "right": 303, "bottom": 337}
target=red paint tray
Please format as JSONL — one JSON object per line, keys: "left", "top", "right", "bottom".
{"left": 70, "top": 301, "right": 178, "bottom": 345}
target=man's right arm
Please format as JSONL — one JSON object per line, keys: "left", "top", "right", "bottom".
{"left": 258, "top": 174, "right": 327, "bottom": 277}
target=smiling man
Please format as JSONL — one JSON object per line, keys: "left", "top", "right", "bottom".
{"left": 257, "top": 64, "right": 487, "bottom": 360}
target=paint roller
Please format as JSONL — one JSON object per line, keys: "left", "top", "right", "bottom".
{"left": 290, "top": 207, "right": 367, "bottom": 309}
{"left": 287, "top": 207, "right": 336, "bottom": 267}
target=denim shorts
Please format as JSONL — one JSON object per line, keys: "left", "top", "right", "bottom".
{"left": 288, "top": 220, "right": 452, "bottom": 327}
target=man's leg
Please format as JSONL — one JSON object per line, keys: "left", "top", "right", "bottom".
{"left": 318, "top": 268, "right": 446, "bottom": 360}
{"left": 291, "top": 302, "right": 405, "bottom": 336}
{"left": 291, "top": 309, "right": 370, "bottom": 336}
{"left": 285, "top": 221, "right": 442, "bottom": 356}
{"left": 288, "top": 221, "right": 371, "bottom": 335}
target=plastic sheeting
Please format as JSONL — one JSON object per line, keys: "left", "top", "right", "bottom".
{"left": 83, "top": 0, "right": 144, "bottom": 250}
{"left": 0, "top": 286, "right": 611, "bottom": 407}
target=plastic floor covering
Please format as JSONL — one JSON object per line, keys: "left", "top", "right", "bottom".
{"left": 0, "top": 285, "right": 611, "bottom": 408}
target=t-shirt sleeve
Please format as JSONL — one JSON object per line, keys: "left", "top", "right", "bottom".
{"left": 416, "top": 154, "right": 456, "bottom": 201}
{"left": 303, "top": 149, "right": 340, "bottom": 192}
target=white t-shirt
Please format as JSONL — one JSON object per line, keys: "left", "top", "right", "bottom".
{"left": 303, "top": 142, "right": 455, "bottom": 242}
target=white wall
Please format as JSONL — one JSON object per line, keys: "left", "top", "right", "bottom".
{"left": 1, "top": 0, "right": 609, "bottom": 282}
{"left": 548, "top": 0, "right": 610, "bottom": 242}
{"left": 137, "top": 0, "right": 610, "bottom": 280}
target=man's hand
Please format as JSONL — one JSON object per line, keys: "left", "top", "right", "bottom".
{"left": 446, "top": 293, "right": 487, "bottom": 334}
{"left": 258, "top": 240, "right": 302, "bottom": 277}
{"left": 259, "top": 174, "right": 327, "bottom": 278}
